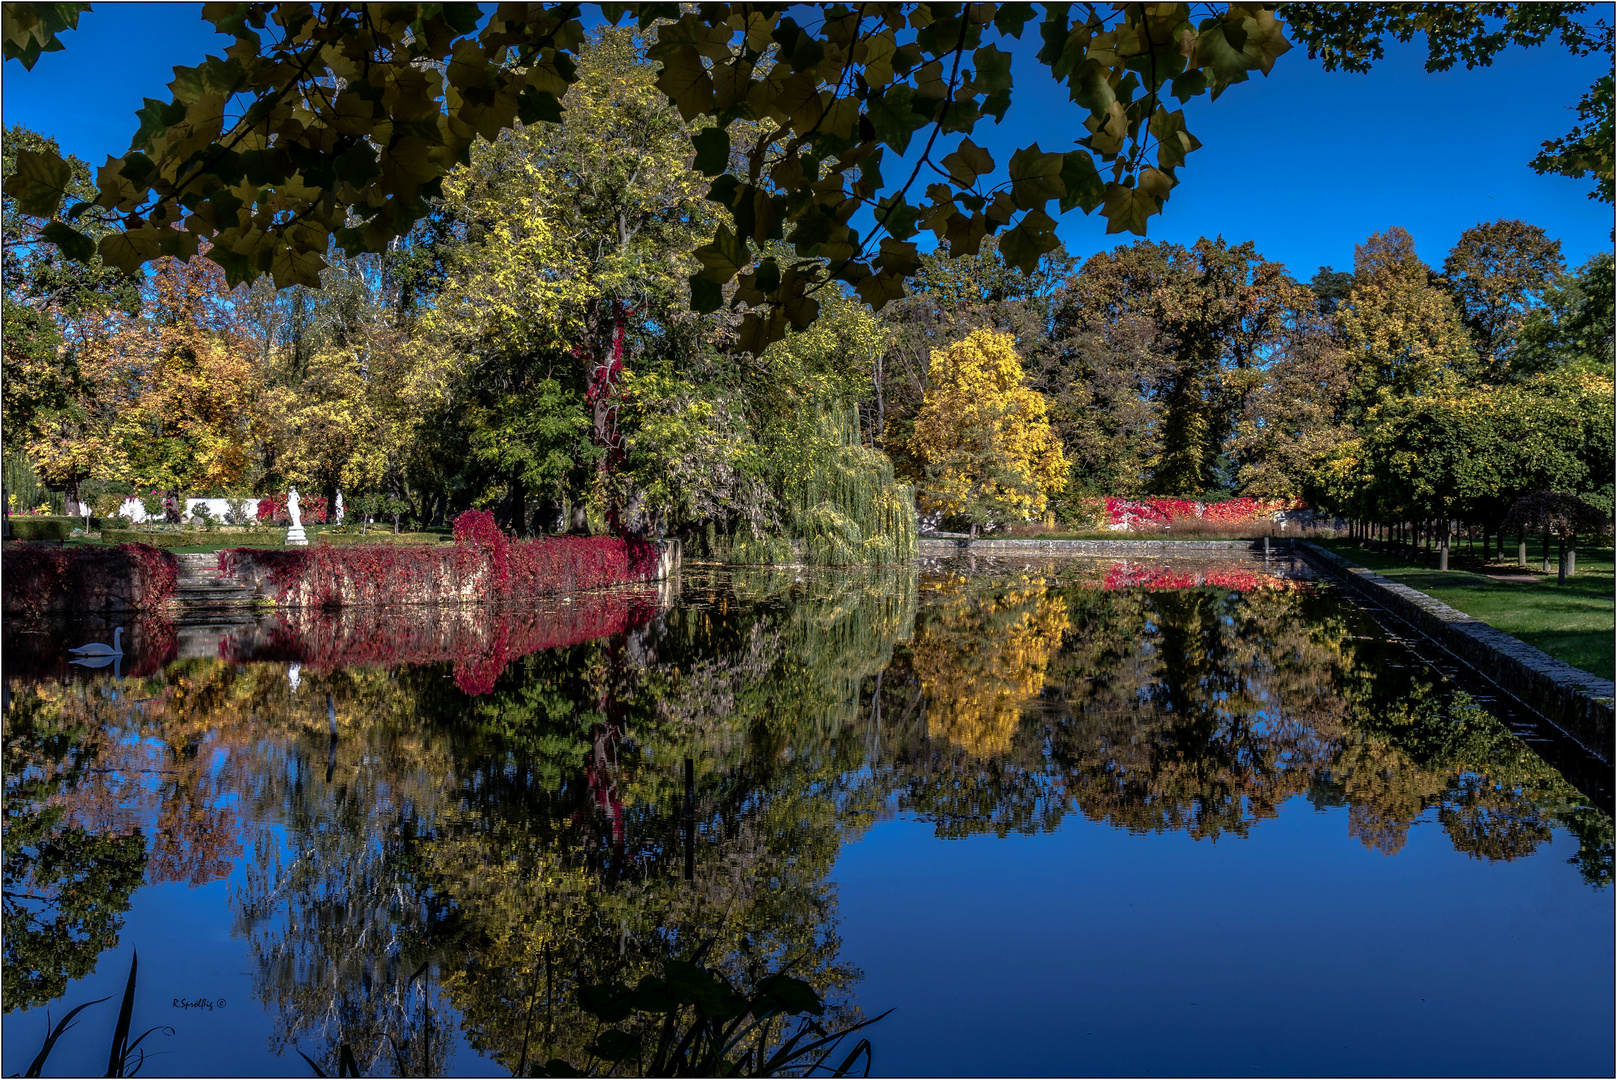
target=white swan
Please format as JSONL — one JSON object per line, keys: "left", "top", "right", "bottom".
{"left": 68, "top": 626, "right": 123, "bottom": 656}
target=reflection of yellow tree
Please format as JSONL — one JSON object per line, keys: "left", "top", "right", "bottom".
{"left": 910, "top": 579, "right": 1070, "bottom": 759}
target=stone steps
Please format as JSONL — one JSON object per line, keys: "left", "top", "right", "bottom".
{"left": 173, "top": 553, "right": 258, "bottom": 609}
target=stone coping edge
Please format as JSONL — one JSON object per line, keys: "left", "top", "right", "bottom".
{"left": 917, "top": 536, "right": 1299, "bottom": 554}
{"left": 1296, "top": 541, "right": 1613, "bottom": 762}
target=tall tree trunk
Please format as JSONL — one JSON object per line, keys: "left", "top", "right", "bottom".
{"left": 1557, "top": 533, "right": 1568, "bottom": 584}
{"left": 1517, "top": 532, "right": 1527, "bottom": 567}
{"left": 1568, "top": 531, "right": 1578, "bottom": 578}
{"left": 1438, "top": 520, "right": 1450, "bottom": 571}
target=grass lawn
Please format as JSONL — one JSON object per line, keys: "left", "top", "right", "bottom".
{"left": 1318, "top": 538, "right": 1615, "bottom": 682}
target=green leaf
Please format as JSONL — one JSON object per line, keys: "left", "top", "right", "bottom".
{"left": 516, "top": 86, "right": 563, "bottom": 124}
{"left": 1101, "top": 179, "right": 1160, "bottom": 236}
{"left": 1149, "top": 108, "right": 1202, "bottom": 170}
{"left": 1170, "top": 67, "right": 1209, "bottom": 102}
{"left": 757, "top": 975, "right": 824, "bottom": 1017}
{"left": 1058, "top": 151, "right": 1104, "bottom": 214}
{"left": 866, "top": 84, "right": 927, "bottom": 155}
{"left": 3, "top": 148, "right": 73, "bottom": 216}
{"left": 999, "top": 208, "right": 1059, "bottom": 273}
{"left": 972, "top": 44, "right": 1012, "bottom": 96}
{"left": 97, "top": 229, "right": 161, "bottom": 275}
{"left": 577, "top": 983, "right": 635, "bottom": 1023}
{"left": 2, "top": 2, "right": 88, "bottom": 70}
{"left": 691, "top": 126, "right": 730, "bottom": 177}
{"left": 940, "top": 138, "right": 994, "bottom": 186}
{"left": 993, "top": 3, "right": 1037, "bottom": 39}
{"left": 1007, "top": 143, "right": 1064, "bottom": 210}
{"left": 41, "top": 220, "right": 94, "bottom": 262}
{"left": 875, "top": 194, "right": 920, "bottom": 241}
{"left": 877, "top": 238, "right": 920, "bottom": 278}
{"left": 694, "top": 224, "right": 748, "bottom": 284}
{"left": 655, "top": 45, "right": 713, "bottom": 121}
{"left": 588, "top": 1029, "right": 641, "bottom": 1063}
{"left": 689, "top": 274, "right": 723, "bottom": 314}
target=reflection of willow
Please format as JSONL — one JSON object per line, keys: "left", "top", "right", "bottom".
{"left": 416, "top": 566, "right": 918, "bottom": 1072}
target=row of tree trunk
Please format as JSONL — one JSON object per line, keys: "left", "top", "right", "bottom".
{"left": 1344, "top": 519, "right": 1581, "bottom": 582}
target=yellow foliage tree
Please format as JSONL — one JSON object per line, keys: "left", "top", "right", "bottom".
{"left": 907, "top": 329, "right": 1068, "bottom": 532}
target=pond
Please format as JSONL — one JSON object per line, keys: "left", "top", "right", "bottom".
{"left": 3, "top": 557, "right": 1611, "bottom": 1077}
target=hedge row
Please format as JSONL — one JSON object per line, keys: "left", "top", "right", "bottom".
{"left": 101, "top": 528, "right": 281, "bottom": 549}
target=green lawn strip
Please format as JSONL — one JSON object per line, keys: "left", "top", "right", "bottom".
{"left": 1318, "top": 540, "right": 1615, "bottom": 683}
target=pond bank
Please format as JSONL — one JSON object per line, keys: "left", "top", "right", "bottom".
{"left": 1297, "top": 542, "right": 1614, "bottom": 760}
{"left": 917, "top": 535, "right": 1298, "bottom": 555}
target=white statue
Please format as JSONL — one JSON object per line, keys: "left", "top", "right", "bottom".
{"left": 288, "top": 662, "right": 302, "bottom": 692}
{"left": 285, "top": 487, "right": 308, "bottom": 545}
{"left": 334, "top": 490, "right": 344, "bottom": 525}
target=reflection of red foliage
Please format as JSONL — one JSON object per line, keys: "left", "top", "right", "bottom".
{"left": 1103, "top": 563, "right": 1306, "bottom": 592}
{"left": 230, "top": 593, "right": 657, "bottom": 695}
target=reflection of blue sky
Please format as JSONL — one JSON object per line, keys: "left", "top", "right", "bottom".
{"left": 3, "top": 6, "right": 1609, "bottom": 280}
{"left": 834, "top": 803, "right": 1614, "bottom": 1077}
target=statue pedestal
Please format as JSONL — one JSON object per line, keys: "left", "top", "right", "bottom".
{"left": 285, "top": 525, "right": 308, "bottom": 546}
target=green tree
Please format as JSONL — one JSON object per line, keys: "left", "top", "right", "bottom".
{"left": 1442, "top": 219, "right": 1564, "bottom": 378}
{"left": 1513, "top": 252, "right": 1616, "bottom": 377}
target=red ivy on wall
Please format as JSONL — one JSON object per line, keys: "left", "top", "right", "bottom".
{"left": 221, "top": 512, "right": 663, "bottom": 611}
{"left": 2, "top": 542, "right": 177, "bottom": 618}
{"left": 1104, "top": 496, "right": 1302, "bottom": 529}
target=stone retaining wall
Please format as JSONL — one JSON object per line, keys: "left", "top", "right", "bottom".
{"left": 1297, "top": 542, "right": 1613, "bottom": 760}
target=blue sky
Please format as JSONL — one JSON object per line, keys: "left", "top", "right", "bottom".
{"left": 4, "top": 4, "right": 1612, "bottom": 280}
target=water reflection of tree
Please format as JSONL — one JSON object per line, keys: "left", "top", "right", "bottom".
{"left": 2, "top": 682, "right": 147, "bottom": 1012}
{"left": 4, "top": 561, "right": 1608, "bottom": 1069}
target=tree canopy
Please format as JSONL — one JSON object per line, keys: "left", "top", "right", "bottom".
{"left": 2, "top": 2, "right": 1610, "bottom": 352}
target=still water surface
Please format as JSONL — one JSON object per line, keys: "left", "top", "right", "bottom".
{"left": 3, "top": 558, "right": 1611, "bottom": 1076}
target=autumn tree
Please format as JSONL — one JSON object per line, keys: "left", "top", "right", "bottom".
{"left": 1335, "top": 227, "right": 1478, "bottom": 420}
{"left": 908, "top": 329, "right": 1067, "bottom": 534}
{"left": 1049, "top": 237, "right": 1320, "bottom": 496}
{"left": 81, "top": 255, "right": 263, "bottom": 493}
{"left": 2, "top": 125, "right": 139, "bottom": 514}
{"left": 1442, "top": 219, "right": 1564, "bottom": 378}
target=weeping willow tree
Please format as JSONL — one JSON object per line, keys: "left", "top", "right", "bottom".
{"left": 718, "top": 292, "right": 916, "bottom": 566}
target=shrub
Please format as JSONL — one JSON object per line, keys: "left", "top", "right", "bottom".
{"left": 6, "top": 517, "right": 71, "bottom": 542}
{"left": 224, "top": 496, "right": 254, "bottom": 526}
{"left": 316, "top": 531, "right": 446, "bottom": 546}
{"left": 101, "top": 528, "right": 266, "bottom": 550}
